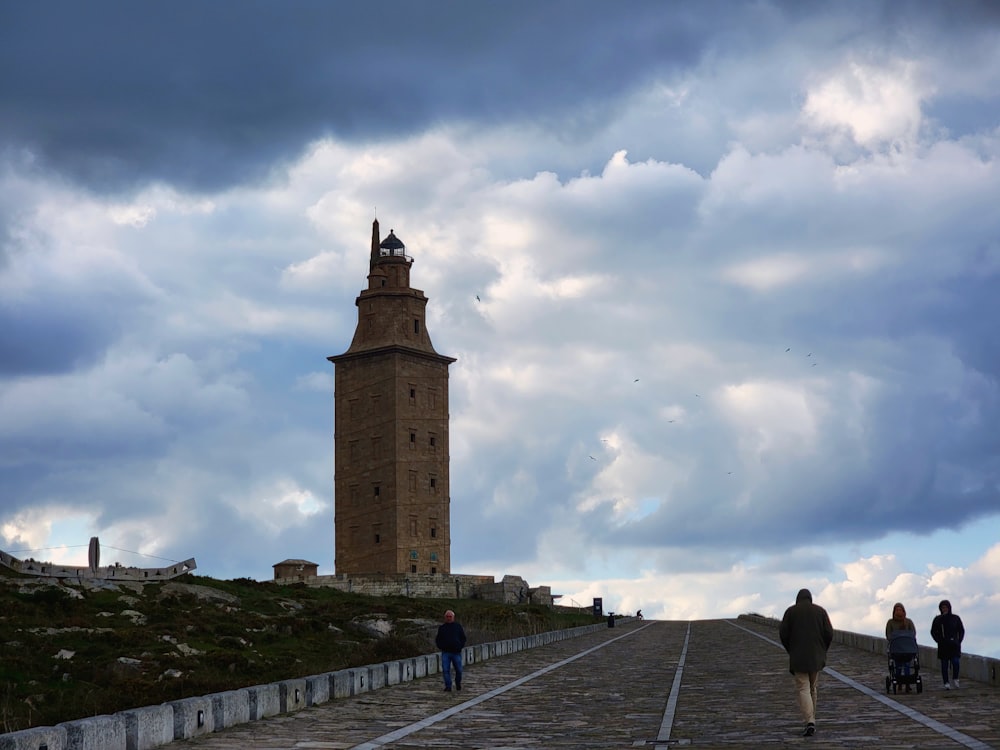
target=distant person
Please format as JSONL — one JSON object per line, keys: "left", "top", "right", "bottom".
{"left": 930, "top": 599, "right": 965, "bottom": 689}
{"left": 636, "top": 609, "right": 643, "bottom": 620}
{"left": 885, "top": 602, "right": 917, "bottom": 691}
{"left": 435, "top": 609, "right": 467, "bottom": 692}
{"left": 779, "top": 588, "right": 833, "bottom": 738}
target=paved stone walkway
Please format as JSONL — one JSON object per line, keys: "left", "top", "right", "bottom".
{"left": 169, "top": 619, "right": 999, "bottom": 749}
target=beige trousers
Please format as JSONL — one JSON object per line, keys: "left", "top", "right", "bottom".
{"left": 793, "top": 671, "right": 819, "bottom": 724}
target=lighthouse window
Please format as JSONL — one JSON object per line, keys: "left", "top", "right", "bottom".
{"left": 413, "top": 319, "right": 420, "bottom": 334}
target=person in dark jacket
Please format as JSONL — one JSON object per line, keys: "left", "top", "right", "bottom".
{"left": 779, "top": 588, "right": 834, "bottom": 737}
{"left": 930, "top": 599, "right": 965, "bottom": 689}
{"left": 435, "top": 609, "right": 467, "bottom": 692}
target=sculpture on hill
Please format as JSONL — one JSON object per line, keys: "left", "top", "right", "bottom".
{"left": 0, "top": 537, "right": 196, "bottom": 582}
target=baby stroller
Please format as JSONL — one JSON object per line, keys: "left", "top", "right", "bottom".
{"left": 885, "top": 629, "right": 923, "bottom": 694}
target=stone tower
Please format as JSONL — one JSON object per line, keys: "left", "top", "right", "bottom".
{"left": 328, "top": 220, "right": 456, "bottom": 575}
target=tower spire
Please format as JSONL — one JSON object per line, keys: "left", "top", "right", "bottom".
{"left": 370, "top": 218, "right": 380, "bottom": 270}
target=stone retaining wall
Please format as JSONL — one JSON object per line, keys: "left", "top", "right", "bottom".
{"left": 270, "top": 571, "right": 555, "bottom": 605}
{"left": 0, "top": 619, "right": 619, "bottom": 750}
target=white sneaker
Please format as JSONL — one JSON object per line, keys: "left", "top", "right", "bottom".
{"left": 944, "top": 683, "right": 951, "bottom": 690}
{"left": 952, "top": 679, "right": 960, "bottom": 689}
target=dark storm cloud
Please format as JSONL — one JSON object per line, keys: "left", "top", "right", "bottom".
{"left": 0, "top": 0, "right": 717, "bottom": 193}
{"left": 0, "top": 301, "right": 122, "bottom": 375}
{"left": 5, "top": 2, "right": 997, "bottom": 193}
{"left": 930, "top": 272, "right": 1000, "bottom": 378}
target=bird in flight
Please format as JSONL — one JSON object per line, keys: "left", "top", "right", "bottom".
{"left": 785, "top": 347, "right": 791, "bottom": 352}
{"left": 475, "top": 295, "right": 481, "bottom": 302}
{"left": 634, "top": 378, "right": 640, "bottom": 382}
{"left": 589, "top": 455, "right": 597, "bottom": 461}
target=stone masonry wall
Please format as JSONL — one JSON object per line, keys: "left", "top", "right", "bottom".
{"left": 270, "top": 572, "right": 555, "bottom": 606}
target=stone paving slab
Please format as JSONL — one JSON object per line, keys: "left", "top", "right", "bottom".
{"left": 168, "top": 619, "right": 999, "bottom": 749}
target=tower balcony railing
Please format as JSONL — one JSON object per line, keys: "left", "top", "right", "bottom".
{"left": 379, "top": 247, "right": 413, "bottom": 262}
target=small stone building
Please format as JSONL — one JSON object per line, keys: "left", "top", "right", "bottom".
{"left": 272, "top": 559, "right": 318, "bottom": 581}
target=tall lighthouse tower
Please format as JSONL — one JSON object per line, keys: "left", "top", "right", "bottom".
{"left": 328, "top": 220, "right": 456, "bottom": 575}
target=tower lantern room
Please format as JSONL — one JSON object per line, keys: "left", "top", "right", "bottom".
{"left": 369, "top": 222, "right": 412, "bottom": 289}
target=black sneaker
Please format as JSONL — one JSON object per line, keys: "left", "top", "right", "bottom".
{"left": 456, "top": 682, "right": 462, "bottom": 691}
{"left": 443, "top": 686, "right": 451, "bottom": 692}
{"left": 803, "top": 723, "right": 815, "bottom": 737}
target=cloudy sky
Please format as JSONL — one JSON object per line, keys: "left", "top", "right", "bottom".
{"left": 2, "top": 2, "right": 999, "bottom": 657}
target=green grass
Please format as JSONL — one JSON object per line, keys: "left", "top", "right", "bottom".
{"left": 0, "top": 570, "right": 596, "bottom": 732}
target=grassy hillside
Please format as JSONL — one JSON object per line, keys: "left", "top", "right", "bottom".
{"left": 0, "top": 569, "right": 596, "bottom": 733}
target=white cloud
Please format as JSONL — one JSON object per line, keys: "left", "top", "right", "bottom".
{"left": 227, "top": 480, "right": 328, "bottom": 534}
{"left": 803, "top": 58, "right": 932, "bottom": 147}
{"left": 545, "top": 545, "right": 1000, "bottom": 659}
{"left": 721, "top": 248, "right": 889, "bottom": 291}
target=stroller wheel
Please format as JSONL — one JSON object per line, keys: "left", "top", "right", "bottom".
{"left": 916, "top": 680, "right": 923, "bottom": 694}
{"left": 885, "top": 676, "right": 891, "bottom": 693}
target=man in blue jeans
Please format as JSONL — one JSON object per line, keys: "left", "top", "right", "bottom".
{"left": 436, "top": 609, "right": 467, "bottom": 692}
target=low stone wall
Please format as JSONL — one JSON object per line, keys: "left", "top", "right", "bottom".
{"left": 270, "top": 572, "right": 554, "bottom": 605}
{"left": 738, "top": 614, "right": 1000, "bottom": 688}
{"left": 0, "top": 619, "right": 615, "bottom": 750}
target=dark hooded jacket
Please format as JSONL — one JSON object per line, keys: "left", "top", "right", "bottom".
{"left": 930, "top": 601, "right": 965, "bottom": 660}
{"left": 779, "top": 588, "right": 834, "bottom": 674}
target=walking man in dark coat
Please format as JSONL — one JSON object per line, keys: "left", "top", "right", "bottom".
{"left": 930, "top": 599, "right": 965, "bottom": 689}
{"left": 779, "top": 588, "right": 833, "bottom": 737}
{"left": 435, "top": 609, "right": 467, "bottom": 692}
